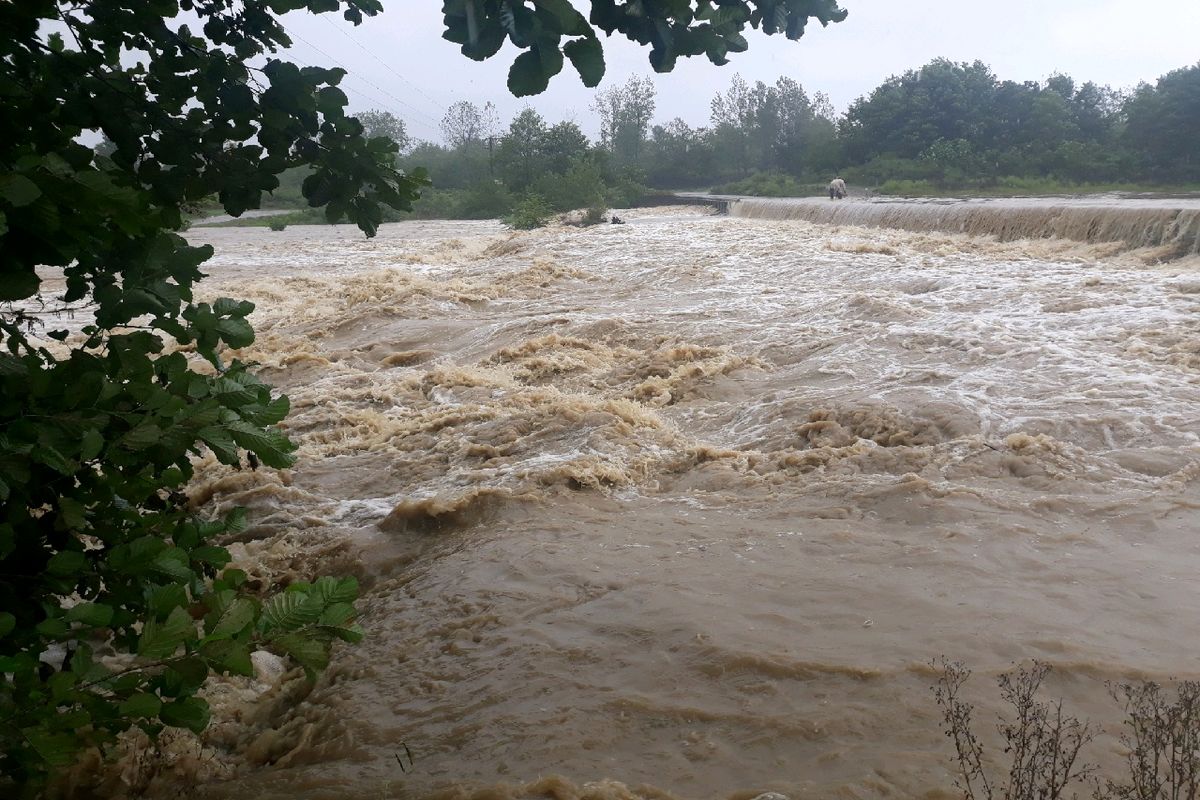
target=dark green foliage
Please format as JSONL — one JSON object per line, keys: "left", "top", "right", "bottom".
{"left": 357, "top": 109, "right": 412, "bottom": 153}
{"left": 592, "top": 76, "right": 657, "bottom": 167}
{"left": 836, "top": 58, "right": 1142, "bottom": 189}
{"left": 505, "top": 194, "right": 554, "bottom": 229}
{"left": 460, "top": 180, "right": 516, "bottom": 218}
{"left": 531, "top": 159, "right": 608, "bottom": 213}
{"left": 0, "top": 0, "right": 427, "bottom": 792}
{"left": 1124, "top": 63, "right": 1200, "bottom": 181}
{"left": 441, "top": 0, "right": 848, "bottom": 96}
{"left": 711, "top": 171, "right": 824, "bottom": 197}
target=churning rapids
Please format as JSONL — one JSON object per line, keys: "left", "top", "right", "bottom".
{"left": 107, "top": 201, "right": 1200, "bottom": 798}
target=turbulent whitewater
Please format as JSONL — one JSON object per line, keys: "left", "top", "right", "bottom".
{"left": 105, "top": 206, "right": 1200, "bottom": 798}
{"left": 732, "top": 195, "right": 1200, "bottom": 257}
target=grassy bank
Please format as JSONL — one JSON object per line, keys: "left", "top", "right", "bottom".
{"left": 874, "top": 177, "right": 1200, "bottom": 197}
{"left": 709, "top": 172, "right": 827, "bottom": 197}
{"left": 705, "top": 170, "right": 1200, "bottom": 199}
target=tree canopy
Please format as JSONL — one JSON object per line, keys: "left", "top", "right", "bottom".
{"left": 0, "top": 0, "right": 420, "bottom": 790}
{"left": 442, "top": 0, "right": 849, "bottom": 95}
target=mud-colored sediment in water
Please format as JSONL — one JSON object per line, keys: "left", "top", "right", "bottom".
{"left": 61, "top": 208, "right": 1200, "bottom": 798}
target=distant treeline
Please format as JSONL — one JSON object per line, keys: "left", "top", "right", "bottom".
{"left": 242, "top": 58, "right": 1200, "bottom": 223}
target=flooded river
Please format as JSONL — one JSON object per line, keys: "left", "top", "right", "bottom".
{"left": 146, "top": 204, "right": 1200, "bottom": 799}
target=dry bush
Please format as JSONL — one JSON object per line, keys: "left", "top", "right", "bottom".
{"left": 1095, "top": 680, "right": 1200, "bottom": 800}
{"left": 933, "top": 659, "right": 1096, "bottom": 800}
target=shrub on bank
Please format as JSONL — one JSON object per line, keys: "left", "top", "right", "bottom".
{"left": 711, "top": 171, "right": 825, "bottom": 197}
{"left": 504, "top": 194, "right": 554, "bottom": 229}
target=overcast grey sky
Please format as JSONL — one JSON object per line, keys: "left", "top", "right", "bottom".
{"left": 279, "top": 0, "right": 1200, "bottom": 143}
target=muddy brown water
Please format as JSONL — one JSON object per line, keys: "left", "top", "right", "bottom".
{"left": 101, "top": 207, "right": 1200, "bottom": 798}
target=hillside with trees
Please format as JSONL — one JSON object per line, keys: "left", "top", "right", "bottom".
{"left": 222, "top": 57, "right": 1200, "bottom": 230}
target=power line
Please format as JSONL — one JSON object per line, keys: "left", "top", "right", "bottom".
{"left": 318, "top": 14, "right": 448, "bottom": 116}
{"left": 278, "top": 21, "right": 444, "bottom": 136}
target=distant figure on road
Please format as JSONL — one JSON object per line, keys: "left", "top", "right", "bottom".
{"left": 828, "top": 176, "right": 847, "bottom": 200}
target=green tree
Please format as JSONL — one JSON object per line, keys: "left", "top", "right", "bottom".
{"left": 841, "top": 59, "right": 1000, "bottom": 163}
{"left": 495, "top": 108, "right": 551, "bottom": 189}
{"left": 646, "top": 118, "right": 716, "bottom": 188}
{"left": 709, "top": 74, "right": 830, "bottom": 177}
{"left": 541, "top": 121, "right": 592, "bottom": 175}
{"left": 592, "top": 75, "right": 657, "bottom": 166}
{"left": 440, "top": 99, "right": 487, "bottom": 150}
{"left": 1124, "top": 63, "right": 1200, "bottom": 180}
{"left": 0, "top": 0, "right": 422, "bottom": 791}
{"left": 357, "top": 109, "right": 412, "bottom": 153}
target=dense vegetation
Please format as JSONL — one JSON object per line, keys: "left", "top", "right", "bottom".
{"left": 0, "top": 0, "right": 425, "bottom": 791}
{"left": 215, "top": 57, "right": 1200, "bottom": 230}
{"left": 835, "top": 59, "right": 1200, "bottom": 194}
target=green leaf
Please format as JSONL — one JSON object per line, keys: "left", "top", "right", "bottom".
{"left": 138, "top": 606, "right": 195, "bottom": 659}
{"left": 273, "top": 632, "right": 330, "bottom": 673}
{"left": 213, "top": 297, "right": 254, "bottom": 318}
{"left": 47, "top": 550, "right": 87, "bottom": 576}
{"left": 210, "top": 596, "right": 257, "bottom": 637}
{"left": 0, "top": 173, "right": 42, "bottom": 207}
{"left": 538, "top": 0, "right": 591, "bottom": 35}
{"left": 509, "top": 48, "right": 554, "bottom": 97}
{"left": 190, "top": 545, "right": 232, "bottom": 569}
{"left": 58, "top": 497, "right": 87, "bottom": 529}
{"left": 36, "top": 617, "right": 70, "bottom": 638}
{"left": 198, "top": 425, "right": 240, "bottom": 464}
{"left": 79, "top": 429, "right": 104, "bottom": 461}
{"left": 215, "top": 316, "right": 255, "bottom": 349}
{"left": 119, "top": 693, "right": 163, "bottom": 719}
{"left": 261, "top": 590, "right": 320, "bottom": 632}
{"left": 122, "top": 422, "right": 163, "bottom": 451}
{"left": 164, "top": 657, "right": 209, "bottom": 695}
{"left": 225, "top": 420, "right": 296, "bottom": 468}
{"left": 0, "top": 612, "right": 14, "bottom": 639}
{"left": 32, "top": 444, "right": 73, "bottom": 474}
{"left": 256, "top": 395, "right": 291, "bottom": 425}
{"left": 151, "top": 547, "right": 194, "bottom": 581}
{"left": 318, "top": 602, "right": 356, "bottom": 627}
{"left": 0, "top": 268, "right": 39, "bottom": 302}
{"left": 313, "top": 575, "right": 359, "bottom": 605}
{"left": 48, "top": 670, "right": 79, "bottom": 700}
{"left": 201, "top": 639, "right": 254, "bottom": 676}
{"left": 316, "top": 86, "right": 349, "bottom": 116}
{"left": 323, "top": 623, "right": 364, "bottom": 643}
{"left": 66, "top": 602, "right": 114, "bottom": 627}
{"left": 159, "top": 696, "right": 211, "bottom": 733}
{"left": 148, "top": 583, "right": 190, "bottom": 619}
{"left": 23, "top": 729, "right": 79, "bottom": 767}
{"left": 564, "top": 37, "right": 605, "bottom": 87}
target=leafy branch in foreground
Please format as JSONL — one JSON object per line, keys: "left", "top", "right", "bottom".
{"left": 441, "top": 0, "right": 849, "bottom": 96}
{"left": 0, "top": 0, "right": 426, "bottom": 793}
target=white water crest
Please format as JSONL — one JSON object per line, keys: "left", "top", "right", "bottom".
{"left": 731, "top": 195, "right": 1200, "bottom": 257}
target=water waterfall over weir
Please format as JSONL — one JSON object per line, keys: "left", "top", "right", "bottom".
{"left": 728, "top": 196, "right": 1200, "bottom": 257}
